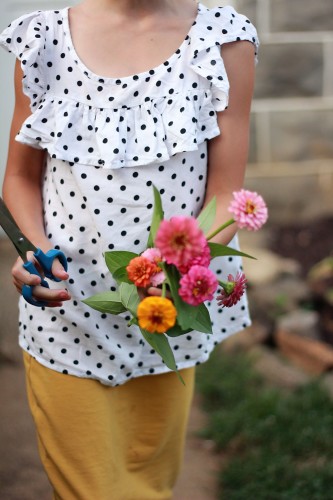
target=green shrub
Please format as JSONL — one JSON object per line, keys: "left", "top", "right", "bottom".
{"left": 196, "top": 349, "right": 333, "bottom": 499}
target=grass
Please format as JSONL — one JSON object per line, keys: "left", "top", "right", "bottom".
{"left": 196, "top": 348, "right": 333, "bottom": 500}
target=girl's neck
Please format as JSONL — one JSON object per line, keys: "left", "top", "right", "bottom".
{"left": 69, "top": 0, "right": 199, "bottom": 78}
{"left": 80, "top": 0, "right": 198, "bottom": 17}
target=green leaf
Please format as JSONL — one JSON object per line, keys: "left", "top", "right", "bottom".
{"left": 164, "top": 264, "right": 194, "bottom": 329}
{"left": 139, "top": 328, "right": 184, "bottom": 384}
{"left": 208, "top": 242, "right": 256, "bottom": 260}
{"left": 163, "top": 264, "right": 212, "bottom": 333}
{"left": 82, "top": 291, "right": 126, "bottom": 315}
{"left": 105, "top": 251, "right": 138, "bottom": 275}
{"left": 119, "top": 282, "right": 140, "bottom": 316}
{"left": 197, "top": 197, "right": 216, "bottom": 235}
{"left": 189, "top": 303, "right": 213, "bottom": 334}
{"left": 113, "top": 266, "right": 133, "bottom": 285}
{"left": 165, "top": 323, "right": 193, "bottom": 337}
{"left": 147, "top": 185, "right": 164, "bottom": 247}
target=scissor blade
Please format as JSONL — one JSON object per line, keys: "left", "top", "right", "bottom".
{"left": 0, "top": 198, "right": 37, "bottom": 260}
{"left": 0, "top": 197, "right": 17, "bottom": 225}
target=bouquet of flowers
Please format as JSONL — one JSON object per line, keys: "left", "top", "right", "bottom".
{"left": 84, "top": 186, "right": 268, "bottom": 381}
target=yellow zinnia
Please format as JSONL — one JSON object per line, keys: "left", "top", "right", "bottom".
{"left": 137, "top": 296, "right": 177, "bottom": 334}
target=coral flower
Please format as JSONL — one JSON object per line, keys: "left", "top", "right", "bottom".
{"left": 126, "top": 256, "right": 158, "bottom": 288}
{"left": 155, "top": 216, "right": 206, "bottom": 270}
{"left": 217, "top": 272, "right": 247, "bottom": 308}
{"left": 228, "top": 189, "right": 268, "bottom": 231}
{"left": 137, "top": 296, "right": 177, "bottom": 333}
{"left": 179, "top": 265, "right": 218, "bottom": 306}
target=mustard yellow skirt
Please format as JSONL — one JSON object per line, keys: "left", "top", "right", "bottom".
{"left": 23, "top": 352, "right": 195, "bottom": 500}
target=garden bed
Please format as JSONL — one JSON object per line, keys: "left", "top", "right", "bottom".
{"left": 269, "top": 216, "right": 333, "bottom": 277}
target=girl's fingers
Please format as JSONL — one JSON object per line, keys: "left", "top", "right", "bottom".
{"left": 12, "top": 257, "right": 41, "bottom": 286}
{"left": 137, "top": 287, "right": 147, "bottom": 300}
{"left": 146, "top": 287, "right": 172, "bottom": 299}
{"left": 51, "top": 258, "right": 69, "bottom": 281}
{"left": 146, "top": 287, "right": 161, "bottom": 296}
{"left": 138, "top": 287, "right": 171, "bottom": 299}
{"left": 22, "top": 283, "right": 71, "bottom": 304}
{"left": 12, "top": 256, "right": 71, "bottom": 306}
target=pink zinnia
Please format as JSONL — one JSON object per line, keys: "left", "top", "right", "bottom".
{"left": 150, "top": 271, "right": 166, "bottom": 287}
{"left": 141, "top": 248, "right": 165, "bottom": 286}
{"left": 179, "top": 265, "right": 218, "bottom": 306}
{"left": 217, "top": 272, "right": 247, "bottom": 308}
{"left": 228, "top": 189, "right": 268, "bottom": 231}
{"left": 142, "top": 248, "right": 163, "bottom": 264}
{"left": 178, "top": 239, "right": 211, "bottom": 275}
{"left": 155, "top": 216, "right": 206, "bottom": 270}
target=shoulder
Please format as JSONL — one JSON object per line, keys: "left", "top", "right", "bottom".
{"left": 0, "top": 9, "right": 63, "bottom": 110}
{"left": 0, "top": 9, "right": 63, "bottom": 57}
{"left": 187, "top": 5, "right": 258, "bottom": 112}
{"left": 193, "top": 4, "right": 259, "bottom": 56}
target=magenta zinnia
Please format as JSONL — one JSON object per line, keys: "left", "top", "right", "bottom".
{"left": 178, "top": 239, "right": 211, "bottom": 275}
{"left": 217, "top": 272, "right": 247, "bottom": 308}
{"left": 228, "top": 189, "right": 268, "bottom": 231}
{"left": 155, "top": 216, "right": 206, "bottom": 270}
{"left": 179, "top": 265, "right": 218, "bottom": 306}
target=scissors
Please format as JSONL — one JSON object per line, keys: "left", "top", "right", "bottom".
{"left": 0, "top": 197, "right": 68, "bottom": 307}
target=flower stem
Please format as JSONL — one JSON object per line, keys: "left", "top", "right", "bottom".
{"left": 162, "top": 281, "right": 167, "bottom": 298}
{"left": 206, "top": 218, "right": 235, "bottom": 241}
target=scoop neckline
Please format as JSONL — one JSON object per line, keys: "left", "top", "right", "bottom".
{"left": 62, "top": 3, "right": 204, "bottom": 84}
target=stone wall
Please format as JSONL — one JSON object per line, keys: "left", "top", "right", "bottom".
{"left": 205, "top": 0, "right": 333, "bottom": 221}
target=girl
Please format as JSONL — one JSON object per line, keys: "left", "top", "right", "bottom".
{"left": 0, "top": 0, "right": 258, "bottom": 498}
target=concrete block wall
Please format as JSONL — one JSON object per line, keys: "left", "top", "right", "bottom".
{"left": 205, "top": 0, "right": 333, "bottom": 221}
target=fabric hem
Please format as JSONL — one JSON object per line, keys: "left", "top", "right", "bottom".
{"left": 19, "top": 318, "right": 251, "bottom": 387}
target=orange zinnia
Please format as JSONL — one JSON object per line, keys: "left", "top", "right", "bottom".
{"left": 126, "top": 256, "right": 158, "bottom": 287}
{"left": 137, "top": 296, "right": 177, "bottom": 334}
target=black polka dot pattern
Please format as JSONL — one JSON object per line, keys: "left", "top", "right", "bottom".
{"left": 1, "top": 4, "right": 255, "bottom": 386}
{"left": 0, "top": 5, "right": 258, "bottom": 169}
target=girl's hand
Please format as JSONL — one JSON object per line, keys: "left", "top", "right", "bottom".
{"left": 12, "top": 253, "right": 71, "bottom": 307}
{"left": 138, "top": 286, "right": 172, "bottom": 300}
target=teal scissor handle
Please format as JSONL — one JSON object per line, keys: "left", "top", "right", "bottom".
{"left": 32, "top": 248, "right": 68, "bottom": 280}
{"left": 22, "top": 248, "right": 68, "bottom": 307}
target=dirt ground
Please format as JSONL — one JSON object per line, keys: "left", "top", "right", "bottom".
{"left": 0, "top": 239, "right": 220, "bottom": 500}
{"left": 269, "top": 216, "right": 333, "bottom": 276}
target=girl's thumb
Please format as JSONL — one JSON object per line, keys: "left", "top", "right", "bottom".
{"left": 51, "top": 258, "right": 69, "bottom": 280}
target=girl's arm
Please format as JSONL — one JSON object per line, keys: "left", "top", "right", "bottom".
{"left": 3, "top": 60, "right": 70, "bottom": 306}
{"left": 149, "top": 42, "right": 255, "bottom": 298}
{"left": 204, "top": 40, "right": 256, "bottom": 245}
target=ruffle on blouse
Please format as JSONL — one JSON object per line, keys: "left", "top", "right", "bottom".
{"left": 0, "top": 11, "right": 45, "bottom": 110}
{"left": 17, "top": 90, "right": 220, "bottom": 168}
{"left": 0, "top": 6, "right": 259, "bottom": 169}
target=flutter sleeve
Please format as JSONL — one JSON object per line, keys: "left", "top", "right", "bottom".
{"left": 0, "top": 11, "right": 46, "bottom": 110}
{"left": 190, "top": 5, "right": 259, "bottom": 111}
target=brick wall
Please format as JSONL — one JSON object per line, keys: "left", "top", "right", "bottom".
{"left": 204, "top": 0, "right": 333, "bottom": 221}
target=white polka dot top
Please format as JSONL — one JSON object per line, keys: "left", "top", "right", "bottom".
{"left": 0, "top": 4, "right": 258, "bottom": 386}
